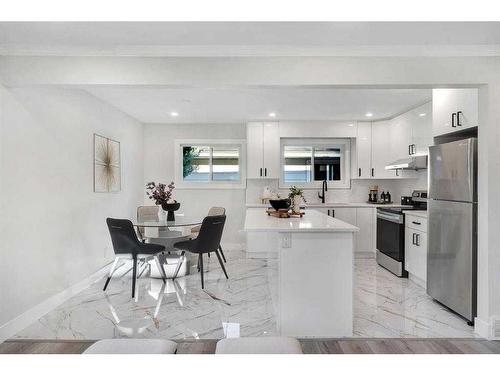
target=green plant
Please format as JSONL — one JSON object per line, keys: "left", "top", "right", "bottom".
{"left": 183, "top": 146, "right": 200, "bottom": 178}
{"left": 288, "top": 185, "right": 306, "bottom": 203}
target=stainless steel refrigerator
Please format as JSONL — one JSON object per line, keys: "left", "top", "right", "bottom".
{"left": 428, "top": 138, "right": 477, "bottom": 323}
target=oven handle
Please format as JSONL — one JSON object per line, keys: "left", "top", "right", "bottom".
{"left": 377, "top": 211, "right": 403, "bottom": 224}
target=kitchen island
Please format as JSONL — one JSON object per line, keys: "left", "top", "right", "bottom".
{"left": 244, "top": 208, "right": 359, "bottom": 338}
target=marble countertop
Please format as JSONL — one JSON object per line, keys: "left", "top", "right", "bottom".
{"left": 404, "top": 210, "right": 428, "bottom": 219}
{"left": 246, "top": 202, "right": 413, "bottom": 209}
{"left": 244, "top": 208, "right": 359, "bottom": 233}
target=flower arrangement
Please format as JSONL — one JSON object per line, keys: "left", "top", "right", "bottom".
{"left": 288, "top": 185, "right": 306, "bottom": 213}
{"left": 288, "top": 185, "right": 306, "bottom": 203}
{"left": 145, "top": 181, "right": 176, "bottom": 205}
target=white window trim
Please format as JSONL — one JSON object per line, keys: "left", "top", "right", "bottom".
{"left": 279, "top": 138, "right": 351, "bottom": 190}
{"left": 174, "top": 139, "right": 247, "bottom": 189}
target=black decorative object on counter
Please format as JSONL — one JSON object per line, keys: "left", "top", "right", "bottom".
{"left": 269, "top": 199, "right": 291, "bottom": 211}
{"left": 162, "top": 201, "right": 181, "bottom": 221}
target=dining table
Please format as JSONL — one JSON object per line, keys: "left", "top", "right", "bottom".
{"left": 133, "top": 214, "right": 203, "bottom": 279}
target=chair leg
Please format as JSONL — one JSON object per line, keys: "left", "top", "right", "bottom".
{"left": 208, "top": 252, "right": 210, "bottom": 258}
{"left": 199, "top": 254, "right": 204, "bottom": 289}
{"left": 103, "top": 257, "right": 119, "bottom": 291}
{"left": 173, "top": 251, "right": 185, "bottom": 279}
{"left": 197, "top": 255, "right": 201, "bottom": 272}
{"left": 154, "top": 255, "right": 167, "bottom": 283}
{"left": 219, "top": 245, "right": 227, "bottom": 263}
{"left": 132, "top": 256, "right": 138, "bottom": 298}
{"left": 215, "top": 250, "right": 229, "bottom": 279}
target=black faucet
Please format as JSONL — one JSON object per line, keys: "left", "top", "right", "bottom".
{"left": 318, "top": 180, "right": 328, "bottom": 203}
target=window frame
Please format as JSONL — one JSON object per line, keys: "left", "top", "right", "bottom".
{"left": 174, "top": 139, "right": 247, "bottom": 189}
{"left": 279, "top": 138, "right": 351, "bottom": 189}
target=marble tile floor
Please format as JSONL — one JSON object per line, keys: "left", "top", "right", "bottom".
{"left": 13, "top": 251, "right": 476, "bottom": 340}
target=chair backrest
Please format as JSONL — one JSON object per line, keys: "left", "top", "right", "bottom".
{"left": 137, "top": 206, "right": 159, "bottom": 235}
{"left": 106, "top": 218, "right": 141, "bottom": 255}
{"left": 208, "top": 206, "right": 225, "bottom": 216}
{"left": 137, "top": 206, "right": 159, "bottom": 221}
{"left": 195, "top": 215, "right": 226, "bottom": 253}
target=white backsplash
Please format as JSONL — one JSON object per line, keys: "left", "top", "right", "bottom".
{"left": 246, "top": 171, "right": 428, "bottom": 204}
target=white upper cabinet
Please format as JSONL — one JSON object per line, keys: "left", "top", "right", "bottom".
{"left": 433, "top": 89, "right": 478, "bottom": 137}
{"left": 371, "top": 121, "right": 392, "bottom": 179}
{"left": 389, "top": 115, "right": 412, "bottom": 162}
{"left": 355, "top": 122, "right": 372, "bottom": 179}
{"left": 246, "top": 122, "right": 280, "bottom": 179}
{"left": 390, "top": 102, "right": 433, "bottom": 159}
{"left": 409, "top": 102, "right": 433, "bottom": 155}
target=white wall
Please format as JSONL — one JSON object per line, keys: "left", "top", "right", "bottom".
{"left": 0, "top": 87, "right": 144, "bottom": 327}
{"left": 143, "top": 123, "right": 246, "bottom": 245}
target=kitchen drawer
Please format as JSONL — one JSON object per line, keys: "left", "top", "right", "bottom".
{"left": 405, "top": 214, "right": 427, "bottom": 232}
{"left": 405, "top": 228, "right": 428, "bottom": 285}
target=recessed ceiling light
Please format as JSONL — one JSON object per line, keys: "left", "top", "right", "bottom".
{"left": 170, "top": 111, "right": 179, "bottom": 117}
{"left": 419, "top": 113, "right": 427, "bottom": 117}
{"left": 268, "top": 112, "right": 276, "bottom": 118}
{"left": 365, "top": 112, "right": 373, "bottom": 117}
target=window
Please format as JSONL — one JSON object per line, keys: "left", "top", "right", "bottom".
{"left": 281, "top": 138, "right": 350, "bottom": 189}
{"left": 175, "top": 140, "right": 246, "bottom": 189}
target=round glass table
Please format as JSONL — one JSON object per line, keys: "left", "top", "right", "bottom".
{"left": 134, "top": 215, "right": 203, "bottom": 229}
{"left": 133, "top": 215, "right": 203, "bottom": 279}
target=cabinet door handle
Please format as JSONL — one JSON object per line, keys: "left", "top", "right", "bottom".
{"left": 408, "top": 145, "right": 411, "bottom": 155}
{"left": 457, "top": 111, "right": 462, "bottom": 126}
{"left": 358, "top": 168, "right": 361, "bottom": 177}
{"left": 452, "top": 112, "right": 457, "bottom": 127}
{"left": 260, "top": 168, "right": 262, "bottom": 177}
{"left": 415, "top": 233, "right": 420, "bottom": 246}
{"left": 412, "top": 233, "right": 416, "bottom": 245}
{"left": 327, "top": 210, "right": 330, "bottom": 216}
{"left": 412, "top": 221, "right": 421, "bottom": 225}
{"left": 264, "top": 168, "right": 267, "bottom": 177}
{"left": 371, "top": 168, "right": 374, "bottom": 177}
{"left": 396, "top": 169, "right": 399, "bottom": 177}
{"left": 332, "top": 209, "right": 335, "bottom": 218}
{"left": 412, "top": 144, "right": 416, "bottom": 154}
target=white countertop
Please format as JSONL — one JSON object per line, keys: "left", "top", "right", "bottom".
{"left": 244, "top": 208, "right": 359, "bottom": 233}
{"left": 404, "top": 210, "right": 428, "bottom": 219}
{"left": 246, "top": 202, "right": 413, "bottom": 209}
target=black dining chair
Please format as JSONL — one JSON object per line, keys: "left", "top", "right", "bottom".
{"left": 104, "top": 218, "right": 167, "bottom": 298}
{"left": 172, "top": 215, "right": 227, "bottom": 289}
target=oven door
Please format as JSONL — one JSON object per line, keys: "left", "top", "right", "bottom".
{"left": 376, "top": 210, "right": 405, "bottom": 262}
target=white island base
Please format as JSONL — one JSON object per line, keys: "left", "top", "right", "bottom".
{"left": 244, "top": 208, "right": 358, "bottom": 338}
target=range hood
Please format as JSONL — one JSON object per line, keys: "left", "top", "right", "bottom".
{"left": 385, "top": 155, "right": 428, "bottom": 170}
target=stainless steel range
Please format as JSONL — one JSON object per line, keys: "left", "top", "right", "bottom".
{"left": 376, "top": 190, "right": 427, "bottom": 277}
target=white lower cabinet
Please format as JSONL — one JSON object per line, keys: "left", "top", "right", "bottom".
{"left": 319, "top": 207, "right": 374, "bottom": 255}
{"left": 355, "top": 208, "right": 374, "bottom": 254}
{"left": 404, "top": 213, "right": 428, "bottom": 288}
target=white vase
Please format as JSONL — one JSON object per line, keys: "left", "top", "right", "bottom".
{"left": 292, "top": 196, "right": 303, "bottom": 213}
{"left": 157, "top": 206, "right": 167, "bottom": 221}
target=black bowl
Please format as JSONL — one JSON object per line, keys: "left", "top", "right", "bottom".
{"left": 269, "top": 199, "right": 291, "bottom": 211}
{"left": 161, "top": 201, "right": 180, "bottom": 211}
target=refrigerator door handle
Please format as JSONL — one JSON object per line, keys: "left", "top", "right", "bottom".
{"left": 451, "top": 112, "right": 457, "bottom": 127}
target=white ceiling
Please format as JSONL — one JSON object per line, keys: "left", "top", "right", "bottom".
{"left": 86, "top": 87, "right": 431, "bottom": 123}
{"left": 1, "top": 22, "right": 500, "bottom": 56}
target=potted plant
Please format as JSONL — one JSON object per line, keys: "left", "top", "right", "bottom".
{"left": 288, "top": 186, "right": 306, "bottom": 213}
{"left": 145, "top": 181, "right": 179, "bottom": 221}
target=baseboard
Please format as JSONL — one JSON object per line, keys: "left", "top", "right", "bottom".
{"left": 0, "top": 263, "right": 111, "bottom": 343}
{"left": 475, "top": 316, "right": 500, "bottom": 340}
{"left": 474, "top": 317, "right": 491, "bottom": 339}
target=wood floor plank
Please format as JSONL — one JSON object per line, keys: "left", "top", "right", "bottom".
{"left": 2, "top": 338, "right": 500, "bottom": 354}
